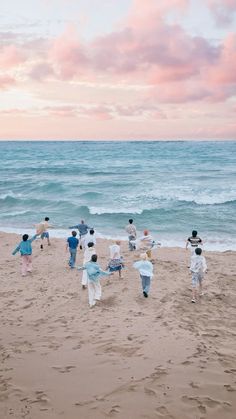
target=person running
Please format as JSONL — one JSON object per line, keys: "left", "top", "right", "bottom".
{"left": 35, "top": 217, "right": 53, "bottom": 249}
{"left": 190, "top": 247, "right": 207, "bottom": 303}
{"left": 108, "top": 240, "right": 124, "bottom": 279}
{"left": 78, "top": 254, "right": 111, "bottom": 308}
{"left": 69, "top": 219, "right": 92, "bottom": 250}
{"left": 84, "top": 229, "right": 96, "bottom": 248}
{"left": 133, "top": 253, "right": 154, "bottom": 298}
{"left": 186, "top": 230, "right": 203, "bottom": 255}
{"left": 139, "top": 230, "right": 154, "bottom": 259}
{"left": 12, "top": 233, "right": 39, "bottom": 276}
{"left": 81, "top": 242, "right": 96, "bottom": 289}
{"left": 66, "top": 230, "right": 79, "bottom": 269}
{"left": 125, "top": 219, "right": 137, "bottom": 251}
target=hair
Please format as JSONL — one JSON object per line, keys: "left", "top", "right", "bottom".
{"left": 129, "top": 219, "right": 133, "bottom": 224}
{"left": 22, "top": 234, "right": 29, "bottom": 241}
{"left": 91, "top": 254, "right": 97, "bottom": 262}
{"left": 88, "top": 242, "right": 94, "bottom": 248}
{"left": 195, "top": 247, "right": 202, "bottom": 255}
{"left": 72, "top": 230, "right": 77, "bottom": 237}
{"left": 45, "top": 217, "right": 49, "bottom": 221}
{"left": 81, "top": 219, "right": 84, "bottom": 224}
{"left": 115, "top": 240, "right": 121, "bottom": 245}
{"left": 143, "top": 230, "right": 149, "bottom": 236}
{"left": 192, "top": 230, "right": 197, "bottom": 237}
{"left": 89, "top": 229, "right": 94, "bottom": 235}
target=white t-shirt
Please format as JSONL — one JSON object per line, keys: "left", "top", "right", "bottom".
{"left": 83, "top": 247, "right": 96, "bottom": 264}
{"left": 84, "top": 233, "right": 96, "bottom": 247}
{"left": 109, "top": 244, "right": 121, "bottom": 259}
{"left": 190, "top": 255, "right": 207, "bottom": 274}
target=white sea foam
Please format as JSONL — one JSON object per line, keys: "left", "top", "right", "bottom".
{"left": 2, "top": 227, "right": 236, "bottom": 251}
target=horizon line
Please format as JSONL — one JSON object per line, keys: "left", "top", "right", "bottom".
{"left": 0, "top": 138, "right": 236, "bottom": 142}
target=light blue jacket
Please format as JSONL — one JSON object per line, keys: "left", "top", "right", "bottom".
{"left": 12, "top": 235, "right": 38, "bottom": 256}
{"left": 133, "top": 260, "right": 153, "bottom": 278}
{"left": 80, "top": 261, "right": 110, "bottom": 282}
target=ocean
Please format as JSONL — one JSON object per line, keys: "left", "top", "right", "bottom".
{"left": 0, "top": 141, "right": 235, "bottom": 251}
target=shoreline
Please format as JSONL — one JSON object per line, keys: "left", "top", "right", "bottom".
{"left": 1, "top": 228, "right": 236, "bottom": 253}
{"left": 1, "top": 231, "right": 236, "bottom": 418}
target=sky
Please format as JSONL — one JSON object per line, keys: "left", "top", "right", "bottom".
{"left": 0, "top": 0, "right": 236, "bottom": 140}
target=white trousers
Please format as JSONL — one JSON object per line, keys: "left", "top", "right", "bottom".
{"left": 88, "top": 280, "right": 101, "bottom": 307}
{"left": 82, "top": 270, "right": 88, "bottom": 286}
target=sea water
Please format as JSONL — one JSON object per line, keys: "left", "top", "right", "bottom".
{"left": 0, "top": 141, "right": 235, "bottom": 251}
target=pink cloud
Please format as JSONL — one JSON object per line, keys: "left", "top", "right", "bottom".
{"left": 50, "top": 25, "right": 88, "bottom": 79}
{"left": 207, "top": 33, "right": 236, "bottom": 85}
{"left": 151, "top": 82, "right": 211, "bottom": 104}
{"left": 127, "top": 0, "right": 189, "bottom": 28}
{"left": 29, "top": 63, "right": 55, "bottom": 81}
{"left": 0, "top": 45, "right": 26, "bottom": 69}
{"left": 0, "top": 75, "right": 16, "bottom": 90}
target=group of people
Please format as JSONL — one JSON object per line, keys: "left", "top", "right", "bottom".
{"left": 12, "top": 217, "right": 207, "bottom": 307}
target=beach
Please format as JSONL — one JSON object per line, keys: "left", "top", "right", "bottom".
{"left": 1, "top": 231, "right": 236, "bottom": 419}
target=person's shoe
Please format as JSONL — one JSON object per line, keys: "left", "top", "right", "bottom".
{"left": 143, "top": 291, "right": 148, "bottom": 298}
{"left": 40, "top": 244, "right": 43, "bottom": 249}
{"left": 191, "top": 298, "right": 196, "bottom": 303}
{"left": 82, "top": 285, "right": 86, "bottom": 290}
{"left": 199, "top": 292, "right": 204, "bottom": 296}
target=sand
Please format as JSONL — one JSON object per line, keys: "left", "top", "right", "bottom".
{"left": 0, "top": 231, "right": 236, "bottom": 419}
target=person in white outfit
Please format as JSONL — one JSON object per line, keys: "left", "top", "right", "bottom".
{"left": 133, "top": 253, "right": 154, "bottom": 298}
{"left": 78, "top": 254, "right": 111, "bottom": 308}
{"left": 84, "top": 229, "right": 96, "bottom": 248}
{"left": 81, "top": 242, "right": 96, "bottom": 289}
{"left": 190, "top": 247, "right": 207, "bottom": 303}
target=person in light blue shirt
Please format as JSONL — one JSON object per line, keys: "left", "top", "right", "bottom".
{"left": 78, "top": 254, "right": 111, "bottom": 308}
{"left": 12, "top": 234, "right": 38, "bottom": 276}
{"left": 66, "top": 230, "right": 79, "bottom": 268}
{"left": 133, "top": 253, "right": 154, "bottom": 298}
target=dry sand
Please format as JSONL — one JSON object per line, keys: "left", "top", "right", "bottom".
{"left": 0, "top": 231, "right": 236, "bottom": 419}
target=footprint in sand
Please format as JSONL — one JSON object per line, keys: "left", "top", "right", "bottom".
{"left": 224, "top": 368, "right": 236, "bottom": 374}
{"left": 109, "top": 405, "right": 121, "bottom": 415}
{"left": 52, "top": 365, "right": 76, "bottom": 373}
{"left": 144, "top": 387, "right": 157, "bottom": 396}
{"left": 155, "top": 406, "right": 173, "bottom": 418}
{"left": 224, "top": 384, "right": 236, "bottom": 392}
{"left": 30, "top": 391, "right": 50, "bottom": 405}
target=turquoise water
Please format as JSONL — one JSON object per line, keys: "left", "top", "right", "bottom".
{"left": 0, "top": 141, "right": 236, "bottom": 250}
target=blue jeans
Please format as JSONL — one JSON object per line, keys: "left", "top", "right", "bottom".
{"left": 128, "top": 235, "right": 136, "bottom": 251}
{"left": 69, "top": 248, "right": 77, "bottom": 268}
{"left": 140, "top": 275, "right": 151, "bottom": 295}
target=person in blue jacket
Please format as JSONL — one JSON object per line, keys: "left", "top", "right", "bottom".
{"left": 12, "top": 233, "right": 39, "bottom": 276}
{"left": 78, "top": 254, "right": 111, "bottom": 308}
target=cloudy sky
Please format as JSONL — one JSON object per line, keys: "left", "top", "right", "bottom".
{"left": 0, "top": 0, "right": 236, "bottom": 140}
